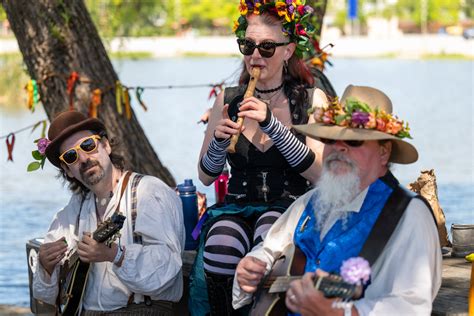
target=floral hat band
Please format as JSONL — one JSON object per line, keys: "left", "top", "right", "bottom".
{"left": 293, "top": 85, "right": 419, "bottom": 164}
{"left": 309, "top": 97, "right": 411, "bottom": 139}
{"left": 233, "top": 0, "right": 316, "bottom": 58}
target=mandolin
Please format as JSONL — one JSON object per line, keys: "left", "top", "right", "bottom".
{"left": 58, "top": 213, "right": 126, "bottom": 316}
{"left": 249, "top": 244, "right": 362, "bottom": 316}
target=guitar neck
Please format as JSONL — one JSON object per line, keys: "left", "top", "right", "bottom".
{"left": 268, "top": 275, "right": 360, "bottom": 300}
{"left": 266, "top": 275, "right": 301, "bottom": 293}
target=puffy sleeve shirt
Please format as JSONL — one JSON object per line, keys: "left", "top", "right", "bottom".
{"left": 232, "top": 188, "right": 442, "bottom": 315}
{"left": 33, "top": 173, "right": 186, "bottom": 311}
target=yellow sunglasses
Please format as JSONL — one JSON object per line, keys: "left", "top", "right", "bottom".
{"left": 59, "top": 135, "right": 101, "bottom": 165}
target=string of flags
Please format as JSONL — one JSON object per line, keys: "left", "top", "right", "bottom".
{"left": 0, "top": 120, "right": 47, "bottom": 162}
{"left": 23, "top": 70, "right": 233, "bottom": 119}
{"left": 4, "top": 44, "right": 333, "bottom": 163}
{"left": 5, "top": 71, "right": 236, "bottom": 163}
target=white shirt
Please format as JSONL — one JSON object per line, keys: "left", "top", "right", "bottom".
{"left": 33, "top": 172, "right": 186, "bottom": 311}
{"left": 232, "top": 186, "right": 442, "bottom": 315}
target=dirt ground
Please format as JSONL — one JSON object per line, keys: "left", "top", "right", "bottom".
{"left": 0, "top": 305, "right": 32, "bottom": 316}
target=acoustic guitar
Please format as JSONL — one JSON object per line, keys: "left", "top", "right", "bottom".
{"left": 58, "top": 213, "right": 126, "bottom": 316}
{"left": 249, "top": 244, "right": 362, "bottom": 316}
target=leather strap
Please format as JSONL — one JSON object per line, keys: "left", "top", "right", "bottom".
{"left": 358, "top": 185, "right": 413, "bottom": 266}
{"left": 130, "top": 174, "right": 144, "bottom": 244}
{"left": 359, "top": 171, "right": 437, "bottom": 266}
{"left": 113, "top": 171, "right": 131, "bottom": 216}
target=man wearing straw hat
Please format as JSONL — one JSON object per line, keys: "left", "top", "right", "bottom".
{"left": 233, "top": 85, "right": 442, "bottom": 315}
{"left": 32, "top": 111, "right": 185, "bottom": 315}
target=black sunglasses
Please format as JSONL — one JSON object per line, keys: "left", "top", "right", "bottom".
{"left": 319, "top": 138, "right": 365, "bottom": 148}
{"left": 237, "top": 38, "right": 289, "bottom": 58}
{"left": 59, "top": 135, "right": 101, "bottom": 165}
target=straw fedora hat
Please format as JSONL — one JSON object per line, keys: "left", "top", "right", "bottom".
{"left": 294, "top": 85, "right": 418, "bottom": 164}
{"left": 45, "top": 111, "right": 106, "bottom": 168}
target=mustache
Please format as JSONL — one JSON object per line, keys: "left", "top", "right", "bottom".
{"left": 79, "top": 159, "right": 99, "bottom": 174}
{"left": 324, "top": 152, "right": 355, "bottom": 167}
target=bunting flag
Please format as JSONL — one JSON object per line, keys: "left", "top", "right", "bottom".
{"left": 66, "top": 71, "right": 79, "bottom": 111}
{"left": 135, "top": 87, "right": 148, "bottom": 111}
{"left": 6, "top": 133, "right": 15, "bottom": 162}
{"left": 89, "top": 89, "right": 102, "bottom": 118}
{"left": 25, "top": 80, "right": 39, "bottom": 112}
{"left": 115, "top": 81, "right": 123, "bottom": 114}
{"left": 22, "top": 70, "right": 236, "bottom": 118}
{"left": 123, "top": 88, "right": 132, "bottom": 120}
{"left": 208, "top": 83, "right": 224, "bottom": 100}
{"left": 31, "top": 120, "right": 48, "bottom": 138}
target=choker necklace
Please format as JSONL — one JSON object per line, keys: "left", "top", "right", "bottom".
{"left": 255, "top": 82, "right": 284, "bottom": 94}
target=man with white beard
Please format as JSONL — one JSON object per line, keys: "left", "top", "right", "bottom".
{"left": 233, "top": 85, "right": 442, "bottom": 316}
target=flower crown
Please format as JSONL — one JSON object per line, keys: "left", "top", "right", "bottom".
{"left": 309, "top": 97, "right": 412, "bottom": 139}
{"left": 233, "top": 0, "right": 316, "bottom": 58}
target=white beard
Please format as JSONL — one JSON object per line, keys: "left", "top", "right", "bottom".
{"left": 312, "top": 152, "right": 361, "bottom": 233}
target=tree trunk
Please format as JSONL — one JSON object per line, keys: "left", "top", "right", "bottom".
{"left": 1, "top": 0, "right": 176, "bottom": 187}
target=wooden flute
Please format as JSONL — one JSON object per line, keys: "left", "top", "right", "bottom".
{"left": 227, "top": 67, "right": 261, "bottom": 153}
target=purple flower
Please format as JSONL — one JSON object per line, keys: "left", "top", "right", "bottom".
{"left": 288, "top": 5, "right": 295, "bottom": 14}
{"left": 286, "top": 0, "right": 293, "bottom": 5}
{"left": 340, "top": 257, "right": 371, "bottom": 285}
{"left": 304, "top": 5, "right": 314, "bottom": 14}
{"left": 246, "top": 0, "right": 254, "bottom": 10}
{"left": 351, "top": 111, "right": 370, "bottom": 126}
{"left": 37, "top": 138, "right": 50, "bottom": 155}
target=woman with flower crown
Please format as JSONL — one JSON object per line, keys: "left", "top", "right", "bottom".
{"left": 191, "top": 1, "right": 329, "bottom": 314}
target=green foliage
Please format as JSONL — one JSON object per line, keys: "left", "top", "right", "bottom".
{"left": 396, "top": 0, "right": 461, "bottom": 26}
{"left": 28, "top": 147, "right": 46, "bottom": 172}
{"left": 84, "top": 0, "right": 239, "bottom": 37}
{"left": 180, "top": 0, "right": 238, "bottom": 34}
{"left": 32, "top": 150, "right": 43, "bottom": 161}
{"left": 27, "top": 161, "right": 41, "bottom": 172}
{"left": 0, "top": 6, "right": 6, "bottom": 21}
{"left": 0, "top": 54, "right": 29, "bottom": 110}
{"left": 85, "top": 0, "right": 171, "bottom": 37}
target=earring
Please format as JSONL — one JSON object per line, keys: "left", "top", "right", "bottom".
{"left": 283, "top": 60, "right": 288, "bottom": 75}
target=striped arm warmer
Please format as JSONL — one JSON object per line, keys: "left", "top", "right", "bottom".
{"left": 259, "top": 109, "right": 315, "bottom": 173}
{"left": 200, "top": 137, "right": 230, "bottom": 177}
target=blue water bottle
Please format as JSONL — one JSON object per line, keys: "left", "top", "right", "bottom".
{"left": 178, "top": 179, "right": 199, "bottom": 250}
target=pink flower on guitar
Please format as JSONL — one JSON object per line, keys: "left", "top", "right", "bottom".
{"left": 340, "top": 257, "right": 371, "bottom": 285}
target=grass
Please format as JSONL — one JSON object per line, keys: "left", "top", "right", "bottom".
{"left": 421, "top": 52, "right": 473, "bottom": 60}
{"left": 109, "top": 51, "right": 153, "bottom": 59}
{"left": 0, "top": 51, "right": 21, "bottom": 58}
{"left": 0, "top": 53, "right": 29, "bottom": 110}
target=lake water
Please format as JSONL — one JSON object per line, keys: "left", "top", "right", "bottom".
{"left": 0, "top": 57, "right": 473, "bottom": 307}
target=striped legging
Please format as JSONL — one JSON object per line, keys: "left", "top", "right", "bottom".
{"left": 203, "top": 210, "right": 282, "bottom": 276}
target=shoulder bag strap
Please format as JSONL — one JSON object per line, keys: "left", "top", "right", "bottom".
{"left": 358, "top": 185, "right": 413, "bottom": 266}
{"left": 130, "top": 174, "right": 144, "bottom": 244}
{"left": 124, "top": 173, "right": 149, "bottom": 306}
{"left": 359, "top": 170, "right": 438, "bottom": 266}
{"left": 112, "top": 171, "right": 132, "bottom": 216}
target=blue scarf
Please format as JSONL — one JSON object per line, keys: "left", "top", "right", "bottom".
{"left": 287, "top": 179, "right": 393, "bottom": 316}
{"left": 294, "top": 178, "right": 393, "bottom": 275}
